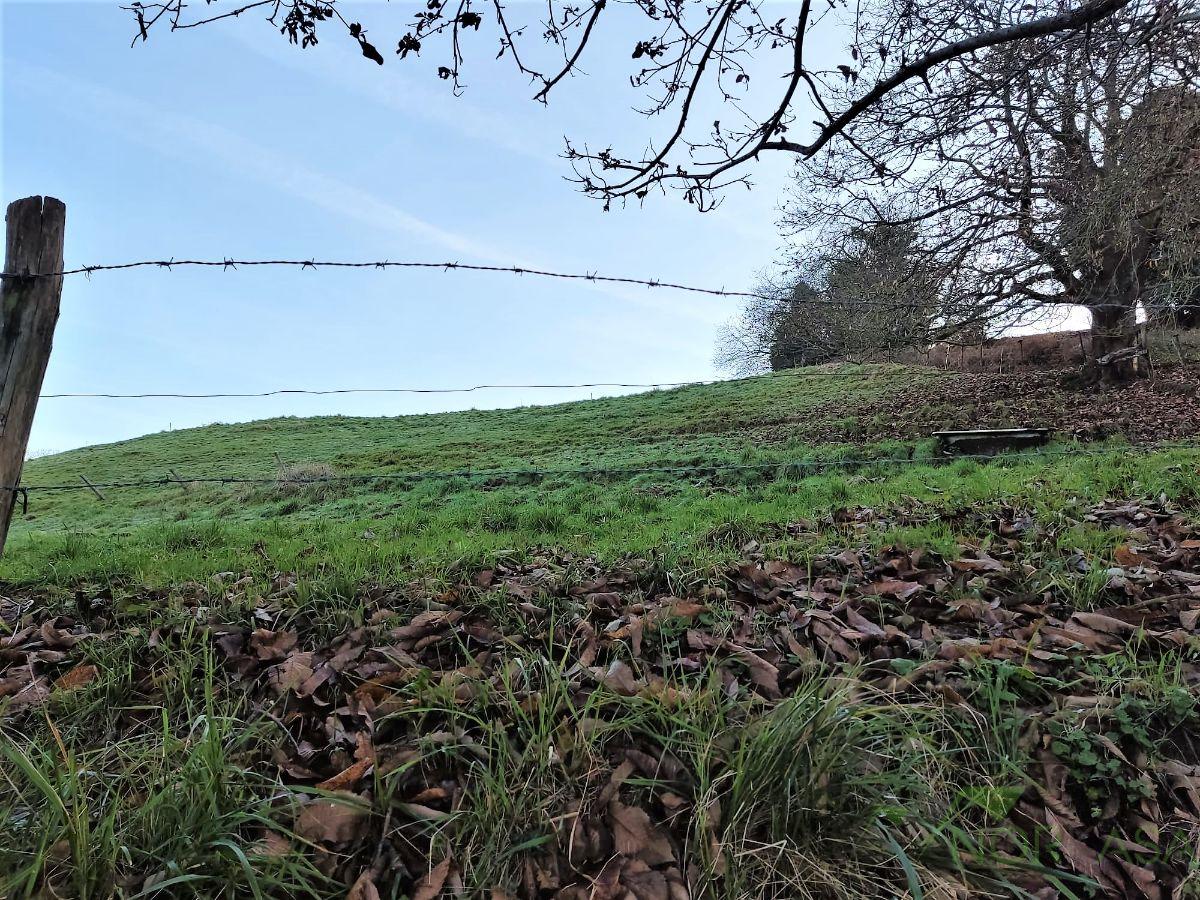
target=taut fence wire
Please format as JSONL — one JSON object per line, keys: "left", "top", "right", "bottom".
{"left": 8, "top": 442, "right": 1200, "bottom": 496}
{"left": 33, "top": 366, "right": 984, "bottom": 400}
{"left": 1, "top": 255, "right": 1187, "bottom": 313}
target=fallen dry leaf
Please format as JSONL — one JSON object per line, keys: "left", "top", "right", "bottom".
{"left": 346, "top": 871, "right": 381, "bottom": 900}
{"left": 729, "top": 646, "right": 781, "bottom": 699}
{"left": 601, "top": 660, "right": 642, "bottom": 696}
{"left": 316, "top": 757, "right": 373, "bottom": 792}
{"left": 5, "top": 676, "right": 51, "bottom": 711}
{"left": 667, "top": 599, "right": 707, "bottom": 620}
{"left": 609, "top": 799, "right": 675, "bottom": 866}
{"left": 269, "top": 652, "right": 318, "bottom": 694}
{"left": 249, "top": 628, "right": 298, "bottom": 661}
{"left": 52, "top": 664, "right": 98, "bottom": 692}
{"left": 40, "top": 622, "right": 79, "bottom": 649}
{"left": 1045, "top": 809, "right": 1104, "bottom": 883}
{"left": 412, "top": 856, "right": 452, "bottom": 900}
{"left": 250, "top": 832, "right": 292, "bottom": 858}
{"left": 295, "top": 792, "right": 369, "bottom": 845}
{"left": 860, "top": 578, "right": 923, "bottom": 599}
{"left": 621, "top": 861, "right": 669, "bottom": 900}
{"left": 1114, "top": 545, "right": 1150, "bottom": 567}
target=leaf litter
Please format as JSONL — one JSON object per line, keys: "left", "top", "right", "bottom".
{"left": 776, "top": 363, "right": 1200, "bottom": 445}
{"left": 3, "top": 498, "right": 1200, "bottom": 897}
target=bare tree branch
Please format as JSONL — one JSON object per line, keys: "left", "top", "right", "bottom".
{"left": 122, "top": 0, "right": 1147, "bottom": 207}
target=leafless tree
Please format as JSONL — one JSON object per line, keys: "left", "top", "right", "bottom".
{"left": 783, "top": 0, "right": 1200, "bottom": 379}
{"left": 124, "top": 0, "right": 1142, "bottom": 209}
{"left": 714, "top": 278, "right": 821, "bottom": 376}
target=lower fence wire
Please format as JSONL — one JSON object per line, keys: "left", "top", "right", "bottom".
{"left": 6, "top": 441, "right": 1198, "bottom": 497}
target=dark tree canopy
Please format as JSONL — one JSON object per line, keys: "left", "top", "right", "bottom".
{"left": 125, "top": 0, "right": 1141, "bottom": 208}
{"left": 715, "top": 220, "right": 947, "bottom": 375}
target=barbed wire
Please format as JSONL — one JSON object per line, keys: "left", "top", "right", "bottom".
{"left": 39, "top": 352, "right": 1200, "bottom": 400}
{"left": 8, "top": 442, "right": 1196, "bottom": 495}
{"left": 39, "top": 372, "right": 884, "bottom": 400}
{"left": 4, "top": 258, "right": 786, "bottom": 304}
{"left": 5, "top": 256, "right": 1192, "bottom": 313}
{"left": 40, "top": 382, "right": 705, "bottom": 400}
{"left": 34, "top": 367, "right": 911, "bottom": 400}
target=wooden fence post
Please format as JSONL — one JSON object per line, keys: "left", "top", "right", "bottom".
{"left": 0, "top": 196, "right": 66, "bottom": 555}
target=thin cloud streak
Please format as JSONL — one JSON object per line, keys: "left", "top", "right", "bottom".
{"left": 10, "top": 61, "right": 723, "bottom": 324}
{"left": 219, "top": 22, "right": 550, "bottom": 163}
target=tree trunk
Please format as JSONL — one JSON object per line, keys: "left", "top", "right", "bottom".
{"left": 1089, "top": 303, "right": 1141, "bottom": 382}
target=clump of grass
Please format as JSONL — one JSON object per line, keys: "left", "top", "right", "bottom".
{"left": 1, "top": 642, "right": 327, "bottom": 899}
{"left": 685, "top": 680, "right": 1030, "bottom": 899}
{"left": 229, "top": 461, "right": 352, "bottom": 514}
{"left": 345, "top": 641, "right": 1037, "bottom": 899}
{"left": 873, "top": 522, "right": 961, "bottom": 558}
{"left": 701, "top": 516, "right": 760, "bottom": 550}
{"left": 1037, "top": 557, "right": 1116, "bottom": 609}
{"left": 273, "top": 462, "right": 338, "bottom": 496}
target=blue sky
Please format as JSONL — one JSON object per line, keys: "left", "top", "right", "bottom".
{"left": 2, "top": 1, "right": 810, "bottom": 455}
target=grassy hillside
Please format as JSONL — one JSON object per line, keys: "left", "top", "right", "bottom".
{"left": 4, "top": 363, "right": 1199, "bottom": 590}
{"left": 5, "top": 364, "right": 1200, "bottom": 899}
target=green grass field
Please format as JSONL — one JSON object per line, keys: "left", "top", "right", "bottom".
{"left": 4, "top": 364, "right": 1199, "bottom": 592}
{"left": 4, "top": 365, "right": 1200, "bottom": 899}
